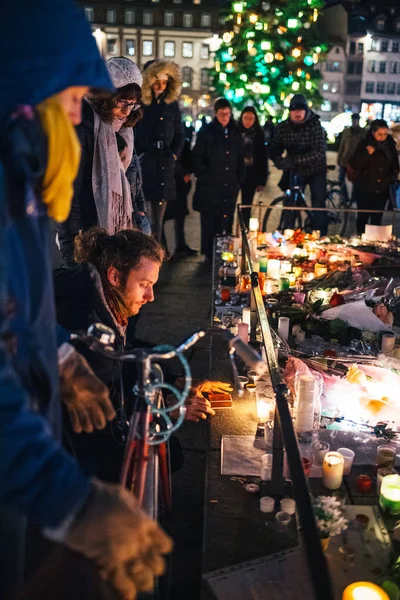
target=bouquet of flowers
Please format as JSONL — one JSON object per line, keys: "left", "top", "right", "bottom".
{"left": 312, "top": 496, "right": 349, "bottom": 540}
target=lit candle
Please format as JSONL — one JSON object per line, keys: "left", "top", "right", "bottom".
{"left": 267, "top": 259, "right": 280, "bottom": 280}
{"left": 314, "top": 263, "right": 328, "bottom": 277}
{"left": 288, "top": 273, "right": 296, "bottom": 286}
{"left": 342, "top": 582, "right": 389, "bottom": 600}
{"left": 312, "top": 230, "right": 321, "bottom": 240}
{"left": 293, "top": 266, "right": 302, "bottom": 279}
{"left": 322, "top": 451, "right": 344, "bottom": 490}
{"left": 329, "top": 254, "right": 339, "bottom": 264}
{"left": 259, "top": 256, "right": 268, "bottom": 273}
{"left": 279, "top": 277, "right": 290, "bottom": 291}
{"left": 380, "top": 474, "right": 400, "bottom": 514}
{"left": 278, "top": 316, "right": 290, "bottom": 342}
{"left": 377, "top": 468, "right": 397, "bottom": 494}
{"left": 280, "top": 260, "right": 292, "bottom": 275}
{"left": 242, "top": 307, "right": 251, "bottom": 327}
{"left": 284, "top": 229, "right": 294, "bottom": 240}
{"left": 249, "top": 217, "right": 259, "bottom": 232}
{"left": 257, "top": 398, "right": 273, "bottom": 421}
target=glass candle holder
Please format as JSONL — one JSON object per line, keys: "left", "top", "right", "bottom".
{"left": 376, "top": 445, "right": 396, "bottom": 469}
{"left": 377, "top": 467, "right": 397, "bottom": 494}
{"left": 323, "top": 451, "right": 344, "bottom": 490}
{"left": 337, "top": 448, "right": 355, "bottom": 476}
{"left": 380, "top": 474, "right": 400, "bottom": 514}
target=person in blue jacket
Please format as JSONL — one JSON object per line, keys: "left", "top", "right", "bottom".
{"left": 0, "top": 2, "right": 171, "bottom": 599}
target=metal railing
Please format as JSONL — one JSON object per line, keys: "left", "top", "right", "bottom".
{"left": 237, "top": 205, "right": 335, "bottom": 600}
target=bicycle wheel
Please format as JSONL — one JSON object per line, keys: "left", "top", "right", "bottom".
{"left": 262, "top": 195, "right": 305, "bottom": 233}
{"left": 326, "top": 188, "right": 348, "bottom": 237}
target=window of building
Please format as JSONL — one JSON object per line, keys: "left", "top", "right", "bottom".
{"left": 143, "top": 40, "right": 153, "bottom": 56}
{"left": 366, "top": 81, "right": 374, "bottom": 93}
{"left": 200, "top": 13, "right": 211, "bottom": 27}
{"left": 381, "top": 39, "right": 389, "bottom": 52}
{"left": 107, "top": 38, "right": 118, "bottom": 54}
{"left": 368, "top": 60, "right": 376, "bottom": 72}
{"left": 84, "top": 7, "right": 94, "bottom": 22}
{"left": 182, "top": 42, "right": 193, "bottom": 58}
{"left": 201, "top": 68, "right": 209, "bottom": 86}
{"left": 321, "top": 100, "right": 332, "bottom": 112}
{"left": 355, "top": 62, "right": 362, "bottom": 74}
{"left": 183, "top": 13, "right": 193, "bottom": 27}
{"left": 106, "top": 9, "right": 116, "bottom": 24}
{"left": 389, "top": 61, "right": 397, "bottom": 73}
{"left": 164, "top": 41, "right": 175, "bottom": 57}
{"left": 387, "top": 82, "right": 396, "bottom": 94}
{"left": 393, "top": 41, "right": 399, "bottom": 52}
{"left": 347, "top": 61, "right": 355, "bottom": 74}
{"left": 182, "top": 66, "right": 193, "bottom": 86}
{"left": 330, "top": 82, "right": 340, "bottom": 94}
{"left": 358, "top": 42, "right": 364, "bottom": 54}
{"left": 331, "top": 102, "right": 339, "bottom": 112}
{"left": 125, "top": 39, "right": 135, "bottom": 56}
{"left": 349, "top": 41, "right": 356, "bottom": 55}
{"left": 377, "top": 81, "right": 385, "bottom": 93}
{"left": 376, "top": 18, "right": 385, "bottom": 31}
{"left": 125, "top": 9, "right": 134, "bottom": 24}
{"left": 345, "top": 81, "right": 361, "bottom": 95}
{"left": 200, "top": 43, "right": 210, "bottom": 59}
{"left": 379, "top": 61, "right": 386, "bottom": 73}
{"left": 165, "top": 12, "right": 174, "bottom": 27}
{"left": 143, "top": 11, "right": 153, "bottom": 26}
{"left": 325, "top": 61, "right": 342, "bottom": 72}
{"left": 397, "top": 82, "right": 400, "bottom": 95}
{"left": 371, "top": 38, "right": 379, "bottom": 51}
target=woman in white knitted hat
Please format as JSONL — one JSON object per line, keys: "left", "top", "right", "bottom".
{"left": 57, "top": 57, "right": 150, "bottom": 267}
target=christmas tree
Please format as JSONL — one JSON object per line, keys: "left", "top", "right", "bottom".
{"left": 212, "top": 0, "right": 326, "bottom": 115}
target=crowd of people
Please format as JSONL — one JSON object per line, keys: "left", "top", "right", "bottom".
{"left": 1, "top": 2, "right": 400, "bottom": 600}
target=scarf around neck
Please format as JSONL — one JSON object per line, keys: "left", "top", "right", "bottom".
{"left": 91, "top": 102, "right": 133, "bottom": 234}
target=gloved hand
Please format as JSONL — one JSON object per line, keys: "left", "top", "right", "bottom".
{"left": 276, "top": 155, "right": 295, "bottom": 171}
{"left": 63, "top": 480, "right": 173, "bottom": 600}
{"left": 58, "top": 343, "right": 116, "bottom": 434}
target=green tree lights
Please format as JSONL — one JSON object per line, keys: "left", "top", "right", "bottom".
{"left": 212, "top": 0, "right": 326, "bottom": 115}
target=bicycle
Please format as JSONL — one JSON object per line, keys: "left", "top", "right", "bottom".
{"left": 261, "top": 167, "right": 348, "bottom": 236}
{"left": 73, "top": 322, "right": 268, "bottom": 520}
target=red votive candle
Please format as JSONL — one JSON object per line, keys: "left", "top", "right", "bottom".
{"left": 221, "top": 289, "right": 231, "bottom": 302}
{"left": 356, "top": 474, "right": 372, "bottom": 494}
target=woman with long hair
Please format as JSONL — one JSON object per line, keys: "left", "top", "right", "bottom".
{"left": 57, "top": 57, "right": 150, "bottom": 267}
{"left": 349, "top": 118, "right": 399, "bottom": 234}
{"left": 238, "top": 106, "right": 268, "bottom": 227}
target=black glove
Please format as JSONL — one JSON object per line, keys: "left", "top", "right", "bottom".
{"left": 277, "top": 155, "right": 295, "bottom": 171}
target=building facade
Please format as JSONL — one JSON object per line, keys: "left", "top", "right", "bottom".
{"left": 80, "top": 0, "right": 221, "bottom": 122}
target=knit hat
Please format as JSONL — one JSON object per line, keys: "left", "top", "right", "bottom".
{"left": 289, "top": 94, "right": 308, "bottom": 111}
{"left": 106, "top": 57, "right": 143, "bottom": 89}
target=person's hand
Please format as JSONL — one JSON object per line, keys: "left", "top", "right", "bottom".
{"left": 184, "top": 396, "right": 215, "bottom": 421}
{"left": 138, "top": 211, "right": 146, "bottom": 216}
{"left": 58, "top": 343, "right": 115, "bottom": 434}
{"left": 64, "top": 480, "right": 173, "bottom": 600}
{"left": 277, "top": 155, "right": 294, "bottom": 170}
{"left": 256, "top": 185, "right": 264, "bottom": 193}
{"left": 172, "top": 153, "right": 177, "bottom": 161}
{"left": 194, "top": 380, "right": 233, "bottom": 398}
{"left": 366, "top": 145, "right": 375, "bottom": 155}
{"left": 183, "top": 174, "right": 191, "bottom": 184}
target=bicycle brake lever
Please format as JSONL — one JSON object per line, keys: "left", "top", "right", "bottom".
{"left": 229, "top": 348, "right": 244, "bottom": 397}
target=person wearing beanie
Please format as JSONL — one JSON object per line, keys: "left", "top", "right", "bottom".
{"left": 57, "top": 56, "right": 151, "bottom": 268}
{"left": 0, "top": 2, "right": 171, "bottom": 600}
{"left": 270, "top": 93, "right": 328, "bottom": 235}
{"left": 135, "top": 59, "right": 185, "bottom": 245}
{"left": 193, "top": 97, "right": 245, "bottom": 261}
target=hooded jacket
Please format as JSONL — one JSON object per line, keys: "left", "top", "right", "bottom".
{"left": 135, "top": 60, "right": 184, "bottom": 203}
{"left": 270, "top": 110, "right": 326, "bottom": 178}
{"left": 193, "top": 118, "right": 245, "bottom": 215}
{"left": 349, "top": 131, "right": 399, "bottom": 194}
{"left": 0, "top": 0, "right": 111, "bottom": 529}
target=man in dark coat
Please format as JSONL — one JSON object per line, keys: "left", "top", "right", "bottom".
{"left": 135, "top": 60, "right": 185, "bottom": 243}
{"left": 270, "top": 94, "right": 328, "bottom": 235}
{"left": 193, "top": 98, "right": 245, "bottom": 261}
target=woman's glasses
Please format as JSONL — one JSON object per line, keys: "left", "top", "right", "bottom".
{"left": 115, "top": 100, "right": 141, "bottom": 111}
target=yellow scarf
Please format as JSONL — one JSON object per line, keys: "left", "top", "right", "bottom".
{"left": 36, "top": 96, "right": 81, "bottom": 223}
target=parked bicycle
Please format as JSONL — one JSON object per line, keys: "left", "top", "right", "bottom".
{"left": 261, "top": 167, "right": 349, "bottom": 236}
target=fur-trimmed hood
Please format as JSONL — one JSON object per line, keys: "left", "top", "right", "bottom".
{"left": 141, "top": 60, "right": 182, "bottom": 105}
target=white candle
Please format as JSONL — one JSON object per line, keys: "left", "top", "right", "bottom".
{"left": 267, "top": 259, "right": 280, "bottom": 280}
{"left": 323, "top": 451, "right": 344, "bottom": 490}
{"left": 337, "top": 448, "right": 355, "bottom": 475}
{"left": 249, "top": 217, "right": 259, "bottom": 232}
{"left": 280, "top": 260, "right": 292, "bottom": 275}
{"left": 242, "top": 307, "right": 251, "bottom": 327}
{"left": 278, "top": 316, "right": 290, "bottom": 342}
{"left": 284, "top": 229, "right": 294, "bottom": 239}
{"left": 292, "top": 324, "right": 301, "bottom": 337}
{"left": 295, "top": 375, "right": 316, "bottom": 433}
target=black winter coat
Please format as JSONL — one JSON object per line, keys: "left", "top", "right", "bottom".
{"left": 192, "top": 118, "right": 245, "bottom": 215}
{"left": 349, "top": 132, "right": 399, "bottom": 194}
{"left": 57, "top": 100, "right": 146, "bottom": 267}
{"left": 239, "top": 125, "right": 268, "bottom": 189}
{"left": 135, "top": 95, "right": 184, "bottom": 203}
